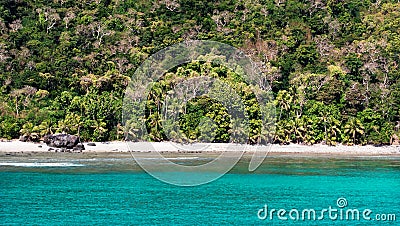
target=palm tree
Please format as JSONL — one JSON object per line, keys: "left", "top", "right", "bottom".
{"left": 274, "top": 120, "right": 293, "bottom": 144}
{"left": 292, "top": 117, "right": 308, "bottom": 144}
{"left": 228, "top": 118, "right": 248, "bottom": 143}
{"left": 20, "top": 122, "right": 34, "bottom": 139}
{"left": 319, "top": 109, "right": 339, "bottom": 145}
{"left": 300, "top": 116, "right": 315, "bottom": 145}
{"left": 275, "top": 90, "right": 292, "bottom": 120}
{"left": 56, "top": 120, "right": 69, "bottom": 134}
{"left": 36, "top": 121, "right": 53, "bottom": 137}
{"left": 91, "top": 119, "right": 108, "bottom": 141}
{"left": 318, "top": 107, "right": 329, "bottom": 143}
{"left": 64, "top": 113, "right": 82, "bottom": 138}
{"left": 148, "top": 83, "right": 164, "bottom": 114}
{"left": 147, "top": 112, "right": 164, "bottom": 141}
{"left": 116, "top": 123, "right": 124, "bottom": 141}
{"left": 326, "top": 117, "right": 340, "bottom": 146}
{"left": 126, "top": 118, "right": 141, "bottom": 141}
{"left": 343, "top": 117, "right": 365, "bottom": 145}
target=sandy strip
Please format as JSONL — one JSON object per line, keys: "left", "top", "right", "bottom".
{"left": 1, "top": 140, "right": 400, "bottom": 156}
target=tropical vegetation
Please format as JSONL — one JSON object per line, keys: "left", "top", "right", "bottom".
{"left": 0, "top": 0, "right": 399, "bottom": 145}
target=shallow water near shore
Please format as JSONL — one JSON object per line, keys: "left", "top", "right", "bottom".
{"left": 1, "top": 152, "right": 399, "bottom": 225}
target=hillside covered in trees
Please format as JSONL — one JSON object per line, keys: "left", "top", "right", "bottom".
{"left": 0, "top": 0, "right": 399, "bottom": 145}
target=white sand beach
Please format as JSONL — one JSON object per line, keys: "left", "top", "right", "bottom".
{"left": 1, "top": 140, "right": 400, "bottom": 156}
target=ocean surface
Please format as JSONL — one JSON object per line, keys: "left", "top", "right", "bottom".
{"left": 1, "top": 153, "right": 399, "bottom": 225}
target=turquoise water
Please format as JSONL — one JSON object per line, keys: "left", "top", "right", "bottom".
{"left": 1, "top": 155, "right": 399, "bottom": 225}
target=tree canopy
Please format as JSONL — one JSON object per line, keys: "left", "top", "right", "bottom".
{"left": 0, "top": 0, "right": 399, "bottom": 145}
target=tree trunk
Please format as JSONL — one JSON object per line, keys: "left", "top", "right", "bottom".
{"left": 15, "top": 96, "right": 19, "bottom": 117}
{"left": 324, "top": 121, "right": 327, "bottom": 144}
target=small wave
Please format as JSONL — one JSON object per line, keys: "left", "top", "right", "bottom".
{"left": 0, "top": 162, "right": 85, "bottom": 167}
{"left": 166, "top": 157, "right": 200, "bottom": 160}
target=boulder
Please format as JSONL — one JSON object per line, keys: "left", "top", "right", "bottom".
{"left": 73, "top": 144, "right": 85, "bottom": 152}
{"left": 87, "top": 142, "right": 96, "bottom": 146}
{"left": 19, "top": 134, "right": 39, "bottom": 142}
{"left": 44, "top": 134, "right": 80, "bottom": 149}
{"left": 30, "top": 133, "right": 40, "bottom": 142}
{"left": 392, "top": 134, "right": 400, "bottom": 146}
{"left": 19, "top": 135, "right": 29, "bottom": 142}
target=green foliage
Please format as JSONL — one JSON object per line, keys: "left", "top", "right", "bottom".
{"left": 343, "top": 117, "right": 365, "bottom": 145}
{"left": 0, "top": 116, "right": 20, "bottom": 140}
{"left": 0, "top": 0, "right": 398, "bottom": 146}
{"left": 140, "top": 62, "right": 262, "bottom": 144}
{"left": 179, "top": 97, "right": 230, "bottom": 143}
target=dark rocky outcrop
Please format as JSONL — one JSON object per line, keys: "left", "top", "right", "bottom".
{"left": 392, "top": 134, "right": 399, "bottom": 145}
{"left": 44, "top": 134, "right": 80, "bottom": 149}
{"left": 19, "top": 135, "right": 29, "bottom": 142}
{"left": 87, "top": 143, "right": 96, "bottom": 146}
{"left": 73, "top": 144, "right": 85, "bottom": 152}
{"left": 19, "top": 134, "right": 40, "bottom": 142}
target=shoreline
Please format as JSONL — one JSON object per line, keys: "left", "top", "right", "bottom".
{"left": 0, "top": 140, "right": 400, "bottom": 157}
